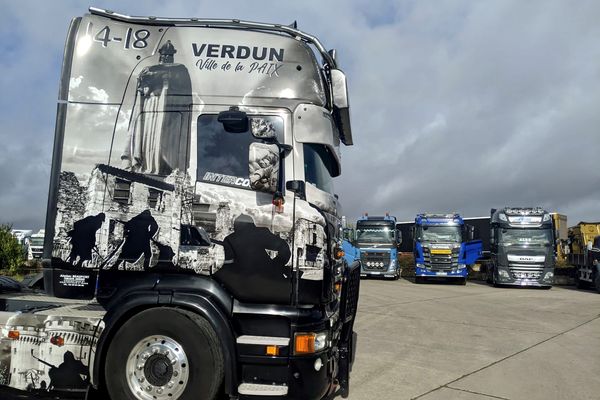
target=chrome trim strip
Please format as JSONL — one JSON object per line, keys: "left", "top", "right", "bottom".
{"left": 507, "top": 255, "right": 545, "bottom": 262}
{"left": 238, "top": 383, "right": 289, "bottom": 396}
{"left": 509, "top": 264, "right": 545, "bottom": 269}
{"left": 236, "top": 335, "right": 290, "bottom": 346}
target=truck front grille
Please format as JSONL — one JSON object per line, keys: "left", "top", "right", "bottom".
{"left": 423, "top": 248, "right": 458, "bottom": 270}
{"left": 508, "top": 264, "right": 544, "bottom": 280}
{"left": 341, "top": 262, "right": 361, "bottom": 325}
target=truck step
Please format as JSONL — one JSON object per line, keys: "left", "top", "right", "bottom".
{"left": 238, "top": 383, "right": 289, "bottom": 396}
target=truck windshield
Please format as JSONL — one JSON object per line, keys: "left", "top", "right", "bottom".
{"left": 197, "top": 114, "right": 283, "bottom": 189}
{"left": 417, "top": 226, "right": 462, "bottom": 243}
{"left": 499, "top": 228, "right": 552, "bottom": 246}
{"left": 356, "top": 225, "right": 394, "bottom": 245}
{"left": 30, "top": 238, "right": 44, "bottom": 246}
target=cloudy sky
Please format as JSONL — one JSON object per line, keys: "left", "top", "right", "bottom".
{"left": 1, "top": 0, "right": 599, "bottom": 230}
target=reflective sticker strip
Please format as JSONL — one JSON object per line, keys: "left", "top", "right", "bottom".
{"left": 236, "top": 335, "right": 290, "bottom": 346}
{"left": 430, "top": 249, "right": 451, "bottom": 255}
{"left": 238, "top": 383, "right": 289, "bottom": 396}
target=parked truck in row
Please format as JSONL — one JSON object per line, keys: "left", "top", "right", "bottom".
{"left": 567, "top": 222, "right": 600, "bottom": 292}
{"left": 0, "top": 8, "right": 360, "bottom": 400}
{"left": 486, "top": 207, "right": 555, "bottom": 288}
{"left": 408, "top": 213, "right": 482, "bottom": 284}
{"left": 353, "top": 214, "right": 401, "bottom": 279}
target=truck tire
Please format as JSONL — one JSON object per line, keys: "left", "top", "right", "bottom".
{"left": 492, "top": 271, "right": 500, "bottom": 288}
{"left": 485, "top": 269, "right": 492, "bottom": 284}
{"left": 575, "top": 270, "right": 586, "bottom": 289}
{"left": 595, "top": 272, "right": 600, "bottom": 294}
{"left": 105, "top": 308, "right": 224, "bottom": 400}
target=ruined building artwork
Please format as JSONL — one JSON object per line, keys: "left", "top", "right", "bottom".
{"left": 52, "top": 39, "right": 327, "bottom": 283}
{"left": 0, "top": 313, "right": 103, "bottom": 392}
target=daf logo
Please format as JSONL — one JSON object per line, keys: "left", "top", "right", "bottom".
{"left": 519, "top": 257, "right": 534, "bottom": 261}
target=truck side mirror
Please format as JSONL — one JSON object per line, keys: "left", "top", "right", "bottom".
{"left": 468, "top": 225, "right": 475, "bottom": 241}
{"left": 330, "top": 69, "right": 353, "bottom": 146}
{"left": 249, "top": 143, "right": 279, "bottom": 193}
{"left": 396, "top": 230, "right": 402, "bottom": 246}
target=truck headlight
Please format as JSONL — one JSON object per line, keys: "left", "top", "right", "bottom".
{"left": 416, "top": 263, "right": 424, "bottom": 268}
{"left": 457, "top": 264, "right": 466, "bottom": 269}
{"left": 294, "top": 332, "right": 328, "bottom": 354}
{"left": 499, "top": 270, "right": 510, "bottom": 279}
{"left": 544, "top": 272, "right": 554, "bottom": 281}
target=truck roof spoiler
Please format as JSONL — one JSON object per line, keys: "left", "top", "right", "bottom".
{"left": 89, "top": 7, "right": 354, "bottom": 146}
{"left": 89, "top": 7, "right": 338, "bottom": 69}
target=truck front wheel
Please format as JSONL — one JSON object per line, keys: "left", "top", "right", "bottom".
{"left": 594, "top": 271, "right": 600, "bottom": 294}
{"left": 105, "top": 308, "right": 224, "bottom": 400}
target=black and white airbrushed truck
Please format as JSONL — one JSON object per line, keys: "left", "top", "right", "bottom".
{"left": 0, "top": 8, "right": 360, "bottom": 400}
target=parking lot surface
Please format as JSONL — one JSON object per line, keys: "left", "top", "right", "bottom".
{"left": 349, "top": 279, "right": 600, "bottom": 400}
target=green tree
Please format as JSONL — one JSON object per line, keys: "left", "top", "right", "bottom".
{"left": 0, "top": 224, "right": 25, "bottom": 274}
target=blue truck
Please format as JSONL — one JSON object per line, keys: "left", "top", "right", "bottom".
{"left": 411, "top": 213, "right": 483, "bottom": 284}
{"left": 353, "top": 214, "right": 402, "bottom": 279}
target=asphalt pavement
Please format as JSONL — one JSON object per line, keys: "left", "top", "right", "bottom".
{"left": 1, "top": 279, "right": 598, "bottom": 400}
{"left": 349, "top": 278, "right": 600, "bottom": 400}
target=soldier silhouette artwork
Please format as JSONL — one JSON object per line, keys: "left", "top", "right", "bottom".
{"left": 113, "top": 210, "right": 159, "bottom": 270}
{"left": 151, "top": 239, "right": 182, "bottom": 272}
{"left": 48, "top": 351, "right": 88, "bottom": 390}
{"left": 213, "top": 214, "right": 292, "bottom": 303}
{"left": 67, "top": 213, "right": 105, "bottom": 267}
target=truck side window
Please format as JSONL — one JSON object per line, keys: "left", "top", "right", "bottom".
{"left": 303, "top": 143, "right": 337, "bottom": 194}
{"left": 197, "top": 114, "right": 283, "bottom": 190}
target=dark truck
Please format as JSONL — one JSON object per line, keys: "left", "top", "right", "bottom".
{"left": 486, "top": 207, "right": 555, "bottom": 288}
{"left": 0, "top": 8, "right": 360, "bottom": 400}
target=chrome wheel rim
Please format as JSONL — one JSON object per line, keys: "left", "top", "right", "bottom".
{"left": 125, "top": 335, "right": 189, "bottom": 400}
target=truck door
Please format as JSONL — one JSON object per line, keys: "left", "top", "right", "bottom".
{"left": 464, "top": 240, "right": 483, "bottom": 264}
{"left": 190, "top": 108, "right": 295, "bottom": 305}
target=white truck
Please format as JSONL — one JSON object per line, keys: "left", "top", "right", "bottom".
{"left": 0, "top": 8, "right": 359, "bottom": 400}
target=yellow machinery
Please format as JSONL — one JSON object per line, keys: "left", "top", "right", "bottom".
{"left": 552, "top": 213, "right": 568, "bottom": 262}
{"left": 568, "top": 222, "right": 600, "bottom": 292}
{"left": 568, "top": 222, "right": 600, "bottom": 255}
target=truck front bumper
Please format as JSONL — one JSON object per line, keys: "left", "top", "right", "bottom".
{"left": 360, "top": 269, "right": 399, "bottom": 278}
{"left": 415, "top": 265, "right": 467, "bottom": 278}
{"left": 495, "top": 267, "right": 554, "bottom": 287}
{"left": 237, "top": 351, "right": 335, "bottom": 400}
{"left": 361, "top": 263, "right": 399, "bottom": 278}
